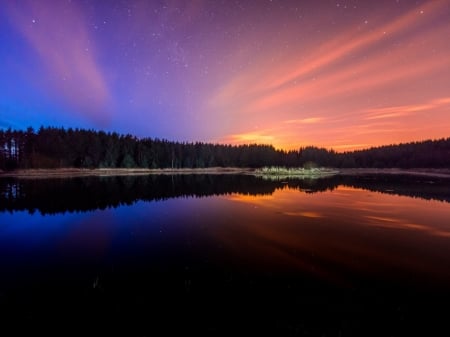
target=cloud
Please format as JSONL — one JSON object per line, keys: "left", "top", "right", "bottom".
{"left": 331, "top": 144, "right": 373, "bottom": 150}
{"left": 209, "top": 0, "right": 449, "bottom": 111}
{"left": 284, "top": 117, "right": 324, "bottom": 124}
{"left": 364, "top": 97, "right": 450, "bottom": 120}
{"left": 221, "top": 132, "right": 275, "bottom": 145}
{"left": 259, "top": 0, "right": 449, "bottom": 93}
{"left": 5, "top": 0, "right": 112, "bottom": 126}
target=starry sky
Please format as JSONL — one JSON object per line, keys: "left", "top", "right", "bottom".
{"left": 1, "top": 0, "right": 449, "bottom": 151}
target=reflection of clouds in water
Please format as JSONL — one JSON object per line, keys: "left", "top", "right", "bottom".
{"left": 225, "top": 194, "right": 275, "bottom": 204}
{"left": 365, "top": 215, "right": 450, "bottom": 238}
{"left": 216, "top": 185, "right": 450, "bottom": 285}
{"left": 283, "top": 211, "right": 323, "bottom": 218}
{"left": 225, "top": 185, "right": 450, "bottom": 240}
{"left": 365, "top": 215, "right": 404, "bottom": 223}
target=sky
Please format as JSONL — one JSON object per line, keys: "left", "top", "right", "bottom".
{"left": 1, "top": 0, "right": 449, "bottom": 151}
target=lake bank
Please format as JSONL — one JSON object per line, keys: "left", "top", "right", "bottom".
{"left": 0, "top": 167, "right": 254, "bottom": 179}
{"left": 1, "top": 167, "right": 450, "bottom": 179}
{"left": 339, "top": 168, "right": 450, "bottom": 178}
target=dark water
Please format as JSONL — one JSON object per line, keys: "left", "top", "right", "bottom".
{"left": 1, "top": 174, "right": 450, "bottom": 336}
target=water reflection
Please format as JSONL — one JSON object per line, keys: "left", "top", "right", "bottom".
{"left": 1, "top": 175, "right": 450, "bottom": 334}
{"left": 221, "top": 187, "right": 450, "bottom": 285}
{"left": 0, "top": 174, "right": 449, "bottom": 214}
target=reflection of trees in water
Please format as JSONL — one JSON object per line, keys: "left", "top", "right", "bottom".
{"left": 339, "top": 174, "right": 450, "bottom": 203}
{"left": 0, "top": 174, "right": 449, "bottom": 214}
{"left": 0, "top": 175, "right": 281, "bottom": 215}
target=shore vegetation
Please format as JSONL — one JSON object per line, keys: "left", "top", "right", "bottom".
{"left": 255, "top": 166, "right": 339, "bottom": 179}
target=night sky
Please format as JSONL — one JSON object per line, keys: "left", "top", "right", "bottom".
{"left": 1, "top": 0, "right": 449, "bottom": 151}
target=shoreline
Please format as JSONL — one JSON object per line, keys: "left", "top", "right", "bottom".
{"left": 338, "top": 168, "right": 450, "bottom": 178}
{"left": 1, "top": 167, "right": 450, "bottom": 179}
{"left": 0, "top": 167, "right": 255, "bottom": 179}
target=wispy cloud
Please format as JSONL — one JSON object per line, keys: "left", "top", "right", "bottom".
{"left": 210, "top": 0, "right": 448, "bottom": 106}
{"left": 221, "top": 132, "right": 275, "bottom": 145}
{"left": 284, "top": 117, "right": 324, "bottom": 125}
{"left": 332, "top": 144, "right": 373, "bottom": 150}
{"left": 260, "top": 0, "right": 448, "bottom": 93}
{"left": 5, "top": 0, "right": 112, "bottom": 126}
{"left": 364, "top": 97, "right": 450, "bottom": 120}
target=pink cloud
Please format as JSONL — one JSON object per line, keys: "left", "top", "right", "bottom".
{"left": 5, "top": 0, "right": 112, "bottom": 126}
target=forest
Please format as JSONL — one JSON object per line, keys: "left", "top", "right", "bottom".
{"left": 0, "top": 126, "right": 449, "bottom": 170}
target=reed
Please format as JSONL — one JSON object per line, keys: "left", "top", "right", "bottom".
{"left": 255, "top": 166, "right": 339, "bottom": 177}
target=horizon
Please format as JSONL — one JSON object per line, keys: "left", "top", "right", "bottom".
{"left": 1, "top": 0, "right": 449, "bottom": 151}
{"left": 2, "top": 124, "right": 449, "bottom": 154}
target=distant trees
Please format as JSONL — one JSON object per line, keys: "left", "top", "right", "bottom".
{"left": 0, "top": 126, "right": 449, "bottom": 171}
{"left": 333, "top": 139, "right": 450, "bottom": 168}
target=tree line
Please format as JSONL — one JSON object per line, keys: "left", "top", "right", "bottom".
{"left": 0, "top": 126, "right": 449, "bottom": 170}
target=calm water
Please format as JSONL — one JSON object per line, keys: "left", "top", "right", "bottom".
{"left": 1, "top": 174, "right": 450, "bottom": 335}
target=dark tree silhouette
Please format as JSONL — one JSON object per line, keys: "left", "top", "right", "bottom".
{"left": 0, "top": 126, "right": 449, "bottom": 171}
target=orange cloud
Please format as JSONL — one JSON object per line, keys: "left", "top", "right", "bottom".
{"left": 236, "top": 22, "right": 449, "bottom": 117}
{"left": 331, "top": 144, "right": 373, "bottom": 150}
{"left": 260, "top": 0, "right": 448, "bottom": 93}
{"left": 284, "top": 117, "right": 324, "bottom": 124}
{"left": 221, "top": 132, "right": 275, "bottom": 145}
{"left": 210, "top": 0, "right": 448, "bottom": 108}
{"left": 364, "top": 97, "right": 450, "bottom": 120}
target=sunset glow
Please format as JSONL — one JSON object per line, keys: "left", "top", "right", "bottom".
{"left": 1, "top": 0, "right": 449, "bottom": 151}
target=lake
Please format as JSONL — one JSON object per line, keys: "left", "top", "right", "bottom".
{"left": 1, "top": 174, "right": 450, "bottom": 335}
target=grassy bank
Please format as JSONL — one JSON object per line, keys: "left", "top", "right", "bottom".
{"left": 338, "top": 168, "right": 450, "bottom": 178}
{"left": 0, "top": 167, "right": 253, "bottom": 179}
{"left": 255, "top": 166, "right": 340, "bottom": 178}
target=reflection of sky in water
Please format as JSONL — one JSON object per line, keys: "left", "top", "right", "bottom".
{"left": 1, "top": 186, "right": 450, "bottom": 289}
{"left": 1, "top": 183, "right": 450, "bottom": 335}
{"left": 224, "top": 186, "right": 450, "bottom": 236}
{"left": 219, "top": 186, "right": 450, "bottom": 286}
{"left": 0, "top": 199, "right": 163, "bottom": 243}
